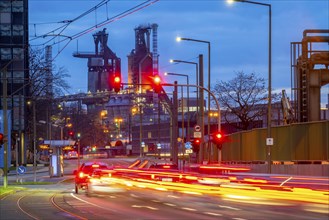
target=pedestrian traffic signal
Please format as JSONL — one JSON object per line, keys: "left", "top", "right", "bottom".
{"left": 191, "top": 138, "right": 201, "bottom": 153}
{"left": 153, "top": 75, "right": 162, "bottom": 94}
{"left": 0, "top": 133, "right": 4, "bottom": 146}
{"left": 113, "top": 75, "right": 121, "bottom": 93}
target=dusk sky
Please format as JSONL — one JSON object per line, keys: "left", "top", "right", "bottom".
{"left": 29, "top": 0, "right": 329, "bottom": 106}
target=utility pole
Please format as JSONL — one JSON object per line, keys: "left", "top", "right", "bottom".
{"left": 2, "top": 69, "right": 9, "bottom": 188}
{"left": 172, "top": 81, "right": 178, "bottom": 165}
{"left": 157, "top": 95, "right": 160, "bottom": 158}
{"left": 198, "top": 54, "right": 204, "bottom": 164}
{"left": 139, "top": 105, "right": 143, "bottom": 157}
{"left": 33, "top": 100, "right": 37, "bottom": 182}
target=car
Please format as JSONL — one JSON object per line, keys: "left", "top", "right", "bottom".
{"left": 74, "top": 162, "right": 109, "bottom": 194}
{"left": 64, "top": 151, "right": 78, "bottom": 159}
{"left": 85, "top": 169, "right": 125, "bottom": 196}
{"left": 146, "top": 162, "right": 180, "bottom": 182}
{"left": 148, "top": 162, "right": 178, "bottom": 170}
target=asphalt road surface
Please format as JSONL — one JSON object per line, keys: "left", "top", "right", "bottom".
{"left": 1, "top": 157, "right": 328, "bottom": 220}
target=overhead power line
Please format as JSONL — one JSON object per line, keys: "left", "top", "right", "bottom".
{"left": 29, "top": 0, "right": 159, "bottom": 62}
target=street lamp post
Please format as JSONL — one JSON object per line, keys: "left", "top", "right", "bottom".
{"left": 170, "top": 59, "right": 199, "bottom": 124}
{"left": 164, "top": 72, "right": 190, "bottom": 141}
{"left": 176, "top": 37, "right": 212, "bottom": 160}
{"left": 163, "top": 83, "right": 221, "bottom": 163}
{"left": 227, "top": 0, "right": 272, "bottom": 173}
{"left": 33, "top": 101, "right": 37, "bottom": 182}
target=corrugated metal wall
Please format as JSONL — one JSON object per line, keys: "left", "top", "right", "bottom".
{"left": 222, "top": 121, "right": 329, "bottom": 161}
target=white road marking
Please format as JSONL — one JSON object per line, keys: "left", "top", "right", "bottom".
{"left": 218, "top": 205, "right": 241, "bottom": 211}
{"left": 164, "top": 203, "right": 176, "bottom": 207}
{"left": 131, "top": 205, "right": 158, "bottom": 210}
{"left": 204, "top": 212, "right": 223, "bottom": 216}
{"left": 182, "top": 207, "right": 196, "bottom": 211}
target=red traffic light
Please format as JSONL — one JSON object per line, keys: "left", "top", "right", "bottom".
{"left": 214, "top": 133, "right": 222, "bottom": 139}
{"left": 0, "top": 133, "right": 4, "bottom": 145}
{"left": 113, "top": 75, "right": 121, "bottom": 93}
{"left": 114, "top": 76, "right": 121, "bottom": 83}
{"left": 191, "top": 138, "right": 201, "bottom": 153}
{"left": 211, "top": 131, "right": 226, "bottom": 146}
{"left": 153, "top": 75, "right": 162, "bottom": 94}
{"left": 68, "top": 131, "right": 74, "bottom": 137}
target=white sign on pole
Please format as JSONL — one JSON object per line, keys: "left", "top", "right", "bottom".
{"left": 194, "top": 131, "right": 201, "bottom": 138}
{"left": 194, "top": 125, "right": 201, "bottom": 132}
{"left": 185, "top": 149, "right": 193, "bottom": 154}
{"left": 266, "top": 138, "right": 274, "bottom": 146}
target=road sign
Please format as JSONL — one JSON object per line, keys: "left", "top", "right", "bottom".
{"left": 185, "top": 142, "right": 192, "bottom": 149}
{"left": 266, "top": 138, "right": 274, "bottom": 146}
{"left": 17, "top": 165, "right": 26, "bottom": 174}
{"left": 194, "top": 125, "right": 201, "bottom": 132}
{"left": 194, "top": 131, "right": 201, "bottom": 138}
{"left": 185, "top": 149, "right": 193, "bottom": 154}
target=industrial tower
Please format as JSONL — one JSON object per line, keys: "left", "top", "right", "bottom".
{"left": 73, "top": 28, "right": 121, "bottom": 94}
{"left": 127, "top": 24, "right": 159, "bottom": 93}
{"left": 291, "top": 29, "right": 329, "bottom": 122}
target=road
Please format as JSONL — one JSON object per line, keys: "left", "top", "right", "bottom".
{"left": 1, "top": 157, "right": 328, "bottom": 220}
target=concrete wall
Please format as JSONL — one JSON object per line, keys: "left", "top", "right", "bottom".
{"left": 243, "top": 164, "right": 329, "bottom": 177}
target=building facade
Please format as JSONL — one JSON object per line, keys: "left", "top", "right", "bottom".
{"left": 0, "top": 0, "right": 29, "bottom": 164}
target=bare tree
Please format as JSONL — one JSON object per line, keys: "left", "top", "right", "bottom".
{"left": 29, "top": 47, "right": 70, "bottom": 98}
{"left": 213, "top": 71, "right": 275, "bottom": 131}
{"left": 26, "top": 47, "right": 71, "bottom": 148}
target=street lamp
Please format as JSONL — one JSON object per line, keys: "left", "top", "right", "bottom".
{"left": 165, "top": 72, "right": 190, "bottom": 141}
{"left": 176, "top": 37, "right": 212, "bottom": 161}
{"left": 170, "top": 59, "right": 199, "bottom": 119}
{"left": 227, "top": 0, "right": 272, "bottom": 173}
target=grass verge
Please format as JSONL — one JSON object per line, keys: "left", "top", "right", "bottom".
{"left": 0, "top": 186, "right": 26, "bottom": 196}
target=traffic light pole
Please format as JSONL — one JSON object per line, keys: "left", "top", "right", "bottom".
{"left": 162, "top": 83, "right": 221, "bottom": 163}
{"left": 172, "top": 82, "right": 178, "bottom": 165}
{"left": 33, "top": 101, "right": 37, "bottom": 182}
{"left": 2, "top": 70, "right": 8, "bottom": 188}
{"left": 198, "top": 55, "right": 205, "bottom": 164}
{"left": 120, "top": 81, "right": 221, "bottom": 163}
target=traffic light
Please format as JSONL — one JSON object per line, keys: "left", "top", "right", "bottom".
{"left": 211, "top": 131, "right": 227, "bottom": 149}
{"left": 68, "top": 130, "right": 74, "bottom": 138}
{"left": 0, "top": 133, "right": 4, "bottom": 147}
{"left": 153, "top": 75, "right": 162, "bottom": 94}
{"left": 191, "top": 138, "right": 201, "bottom": 153}
{"left": 113, "top": 75, "right": 121, "bottom": 93}
{"left": 212, "top": 132, "right": 222, "bottom": 144}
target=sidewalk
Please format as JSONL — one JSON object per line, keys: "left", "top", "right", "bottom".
{"left": 1, "top": 164, "right": 73, "bottom": 185}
